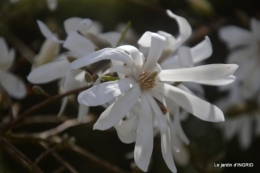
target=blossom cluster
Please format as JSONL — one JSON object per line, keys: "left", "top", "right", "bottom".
{"left": 0, "top": 6, "right": 241, "bottom": 173}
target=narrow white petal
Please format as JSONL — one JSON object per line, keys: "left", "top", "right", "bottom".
{"left": 78, "top": 104, "right": 89, "bottom": 122}
{"left": 98, "top": 32, "right": 121, "bottom": 48}
{"left": 195, "top": 75, "right": 236, "bottom": 86}
{"left": 166, "top": 10, "right": 192, "bottom": 50}
{"left": 250, "top": 18, "right": 260, "bottom": 39}
{"left": 137, "top": 31, "right": 152, "bottom": 47}
{"left": 192, "top": 36, "right": 212, "bottom": 63}
{"left": 118, "top": 45, "right": 143, "bottom": 78}
{"left": 172, "top": 144, "right": 190, "bottom": 166}
{"left": 134, "top": 93, "right": 153, "bottom": 172}
{"left": 0, "top": 70, "right": 26, "bottom": 99}
{"left": 182, "top": 83, "right": 204, "bottom": 97}
{"left": 160, "top": 128, "right": 177, "bottom": 173}
{"left": 58, "top": 97, "right": 69, "bottom": 117}
{"left": 158, "top": 64, "right": 238, "bottom": 82}
{"left": 178, "top": 46, "right": 193, "bottom": 68}
{"left": 63, "top": 31, "right": 95, "bottom": 56}
{"left": 154, "top": 82, "right": 224, "bottom": 122}
{"left": 116, "top": 116, "right": 138, "bottom": 144}
{"left": 219, "top": 26, "right": 253, "bottom": 49}
{"left": 64, "top": 17, "right": 82, "bottom": 34}
{"left": 114, "top": 114, "right": 137, "bottom": 136}
{"left": 37, "top": 20, "right": 63, "bottom": 43}
{"left": 27, "top": 59, "right": 69, "bottom": 84}
{"left": 0, "top": 38, "right": 14, "bottom": 70}
{"left": 70, "top": 48, "right": 134, "bottom": 69}
{"left": 239, "top": 117, "right": 252, "bottom": 150}
{"left": 174, "top": 110, "right": 190, "bottom": 145}
{"left": 157, "top": 31, "right": 176, "bottom": 51}
{"left": 79, "top": 77, "right": 137, "bottom": 106}
{"left": 62, "top": 70, "right": 82, "bottom": 91}
{"left": 93, "top": 85, "right": 141, "bottom": 130}
{"left": 143, "top": 33, "right": 166, "bottom": 72}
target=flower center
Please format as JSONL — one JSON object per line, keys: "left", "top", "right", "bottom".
{"left": 139, "top": 71, "right": 158, "bottom": 89}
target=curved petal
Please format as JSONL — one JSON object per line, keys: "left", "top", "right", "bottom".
{"left": 27, "top": 59, "right": 69, "bottom": 84}
{"left": 0, "top": 70, "right": 26, "bottom": 99}
{"left": 158, "top": 64, "right": 238, "bottom": 82}
{"left": 37, "top": 20, "right": 63, "bottom": 43}
{"left": 114, "top": 114, "right": 137, "bottom": 136}
{"left": 178, "top": 46, "right": 193, "bottom": 68}
{"left": 78, "top": 77, "right": 137, "bottom": 106}
{"left": 93, "top": 85, "right": 141, "bottom": 130}
{"left": 157, "top": 31, "right": 176, "bottom": 51}
{"left": 154, "top": 82, "right": 224, "bottom": 122}
{"left": 250, "top": 18, "right": 260, "bottom": 39}
{"left": 116, "top": 116, "right": 138, "bottom": 144}
{"left": 63, "top": 31, "right": 95, "bottom": 56}
{"left": 78, "top": 104, "right": 89, "bottom": 122}
{"left": 143, "top": 32, "right": 166, "bottom": 72}
{"left": 134, "top": 92, "right": 154, "bottom": 172}
{"left": 219, "top": 26, "right": 253, "bottom": 49}
{"left": 172, "top": 144, "right": 190, "bottom": 166}
{"left": 33, "top": 39, "right": 60, "bottom": 68}
{"left": 166, "top": 10, "right": 192, "bottom": 50}
{"left": 70, "top": 48, "right": 134, "bottom": 69}
{"left": 160, "top": 55, "right": 181, "bottom": 70}
{"left": 195, "top": 75, "right": 236, "bottom": 86}
{"left": 192, "top": 36, "right": 212, "bottom": 63}
{"left": 137, "top": 31, "right": 152, "bottom": 47}
{"left": 58, "top": 96, "right": 69, "bottom": 117}
{"left": 0, "top": 38, "right": 15, "bottom": 70}
{"left": 64, "top": 17, "right": 82, "bottom": 34}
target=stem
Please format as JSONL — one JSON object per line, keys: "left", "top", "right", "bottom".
{"left": 69, "top": 145, "right": 129, "bottom": 173}
{"left": 0, "top": 135, "right": 44, "bottom": 173}
{"left": 6, "top": 85, "right": 92, "bottom": 130}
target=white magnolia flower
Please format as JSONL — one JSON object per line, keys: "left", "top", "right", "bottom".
{"left": 28, "top": 18, "right": 121, "bottom": 122}
{"left": 0, "top": 37, "right": 26, "bottom": 99}
{"left": 218, "top": 112, "right": 260, "bottom": 150}
{"left": 70, "top": 31, "right": 238, "bottom": 172}
{"left": 219, "top": 18, "right": 260, "bottom": 102}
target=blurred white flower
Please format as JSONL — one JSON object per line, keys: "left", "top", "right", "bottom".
{"left": 71, "top": 30, "right": 237, "bottom": 172}
{"left": 46, "top": 0, "right": 58, "bottom": 11}
{"left": 218, "top": 112, "right": 260, "bottom": 150}
{"left": 0, "top": 37, "right": 26, "bottom": 99}
{"left": 32, "top": 39, "right": 60, "bottom": 69}
{"left": 219, "top": 18, "right": 260, "bottom": 102}
{"left": 28, "top": 18, "right": 121, "bottom": 122}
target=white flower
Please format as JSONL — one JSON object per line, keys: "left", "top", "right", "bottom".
{"left": 71, "top": 31, "right": 238, "bottom": 172}
{"left": 32, "top": 38, "right": 60, "bottom": 69}
{"left": 28, "top": 18, "right": 121, "bottom": 122}
{"left": 218, "top": 112, "right": 260, "bottom": 150}
{"left": 219, "top": 18, "right": 260, "bottom": 102}
{"left": 46, "top": 0, "right": 58, "bottom": 11}
{"left": 0, "top": 37, "right": 26, "bottom": 99}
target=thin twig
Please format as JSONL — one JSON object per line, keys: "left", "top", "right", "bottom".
{"left": 40, "top": 142, "right": 79, "bottom": 173}
{"left": 6, "top": 85, "right": 92, "bottom": 130}
{"left": 0, "top": 135, "right": 44, "bottom": 173}
{"left": 34, "top": 145, "right": 60, "bottom": 164}
{"left": 69, "top": 145, "right": 129, "bottom": 173}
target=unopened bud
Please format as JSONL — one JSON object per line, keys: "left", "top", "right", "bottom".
{"left": 32, "top": 86, "right": 45, "bottom": 95}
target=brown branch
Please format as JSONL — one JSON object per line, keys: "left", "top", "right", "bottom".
{"left": 34, "top": 145, "right": 60, "bottom": 164}
{"left": 0, "top": 135, "right": 44, "bottom": 173}
{"left": 69, "top": 145, "right": 129, "bottom": 173}
{"left": 6, "top": 85, "right": 92, "bottom": 130}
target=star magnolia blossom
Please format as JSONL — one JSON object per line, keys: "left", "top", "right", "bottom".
{"left": 70, "top": 32, "right": 238, "bottom": 172}
{"left": 219, "top": 18, "right": 260, "bottom": 102}
{"left": 0, "top": 37, "right": 26, "bottom": 99}
{"left": 28, "top": 18, "right": 121, "bottom": 122}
